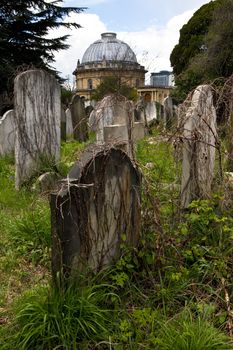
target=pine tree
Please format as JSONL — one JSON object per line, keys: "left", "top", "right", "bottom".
{"left": 0, "top": 0, "right": 85, "bottom": 113}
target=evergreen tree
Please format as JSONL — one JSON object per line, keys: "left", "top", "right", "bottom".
{"left": 0, "top": 0, "right": 85, "bottom": 113}
{"left": 169, "top": 0, "right": 233, "bottom": 101}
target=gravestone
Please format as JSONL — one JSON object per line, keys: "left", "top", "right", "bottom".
{"left": 14, "top": 69, "right": 61, "bottom": 189}
{"left": 61, "top": 105, "right": 66, "bottom": 141}
{"left": 51, "top": 146, "right": 141, "bottom": 277}
{"left": 65, "top": 108, "right": 73, "bottom": 136}
{"left": 163, "top": 96, "right": 174, "bottom": 129}
{"left": 180, "top": 85, "right": 217, "bottom": 208}
{"left": 0, "top": 109, "right": 15, "bottom": 156}
{"left": 145, "top": 102, "right": 157, "bottom": 125}
{"left": 89, "top": 94, "right": 136, "bottom": 157}
{"left": 133, "top": 122, "right": 145, "bottom": 141}
{"left": 70, "top": 95, "right": 88, "bottom": 142}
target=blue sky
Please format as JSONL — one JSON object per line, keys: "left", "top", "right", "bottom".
{"left": 53, "top": 0, "right": 210, "bottom": 85}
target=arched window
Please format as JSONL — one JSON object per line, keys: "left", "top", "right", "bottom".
{"left": 144, "top": 93, "right": 151, "bottom": 102}
{"left": 88, "top": 79, "right": 93, "bottom": 90}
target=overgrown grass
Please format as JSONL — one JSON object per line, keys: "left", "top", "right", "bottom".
{"left": 1, "top": 129, "right": 233, "bottom": 349}
{"left": 156, "top": 309, "right": 232, "bottom": 350}
{"left": 1, "top": 282, "right": 112, "bottom": 350}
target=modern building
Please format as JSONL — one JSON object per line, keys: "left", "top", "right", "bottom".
{"left": 150, "top": 70, "right": 174, "bottom": 88}
{"left": 73, "top": 32, "right": 147, "bottom": 100}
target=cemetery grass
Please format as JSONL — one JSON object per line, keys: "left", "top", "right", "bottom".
{"left": 1, "top": 130, "right": 233, "bottom": 349}
{"left": 0, "top": 141, "right": 90, "bottom": 327}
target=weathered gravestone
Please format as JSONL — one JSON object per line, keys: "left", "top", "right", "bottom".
{"left": 180, "top": 85, "right": 217, "bottom": 208}
{"left": 89, "top": 94, "right": 140, "bottom": 157}
{"left": 14, "top": 69, "right": 61, "bottom": 189}
{"left": 135, "top": 98, "right": 157, "bottom": 126}
{"left": 65, "top": 108, "right": 73, "bottom": 136}
{"left": 51, "top": 146, "right": 141, "bottom": 277}
{"left": 61, "top": 105, "right": 66, "bottom": 142}
{"left": 163, "top": 96, "right": 174, "bottom": 129}
{"left": 70, "top": 95, "right": 88, "bottom": 142}
{"left": 0, "top": 109, "right": 15, "bottom": 156}
{"left": 145, "top": 101, "right": 157, "bottom": 125}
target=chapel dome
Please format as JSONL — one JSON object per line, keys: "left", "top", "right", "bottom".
{"left": 81, "top": 32, "right": 137, "bottom": 64}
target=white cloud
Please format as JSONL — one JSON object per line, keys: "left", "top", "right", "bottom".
{"left": 51, "top": 9, "right": 196, "bottom": 85}
{"left": 50, "top": 13, "right": 107, "bottom": 86}
{"left": 64, "top": 0, "right": 110, "bottom": 5}
{"left": 79, "top": 0, "right": 109, "bottom": 5}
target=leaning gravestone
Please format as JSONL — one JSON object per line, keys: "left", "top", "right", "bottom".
{"left": 0, "top": 109, "right": 15, "bottom": 156}
{"left": 70, "top": 95, "right": 88, "bottom": 142}
{"left": 51, "top": 146, "right": 141, "bottom": 278}
{"left": 14, "top": 69, "right": 61, "bottom": 189}
{"left": 180, "top": 85, "right": 217, "bottom": 208}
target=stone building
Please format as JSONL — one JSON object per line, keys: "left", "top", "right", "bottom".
{"left": 73, "top": 32, "right": 147, "bottom": 100}
{"left": 137, "top": 86, "right": 172, "bottom": 104}
{"left": 73, "top": 32, "right": 173, "bottom": 104}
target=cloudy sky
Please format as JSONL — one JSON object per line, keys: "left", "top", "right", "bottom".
{"left": 52, "top": 0, "right": 210, "bottom": 85}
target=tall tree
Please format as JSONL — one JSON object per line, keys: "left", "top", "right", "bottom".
{"left": 0, "top": 0, "right": 85, "bottom": 113}
{"left": 202, "top": 0, "right": 233, "bottom": 78}
{"left": 170, "top": 0, "right": 230, "bottom": 101}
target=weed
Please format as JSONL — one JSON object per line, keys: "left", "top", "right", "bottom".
{"left": 1, "top": 282, "right": 112, "bottom": 350}
{"left": 155, "top": 309, "right": 232, "bottom": 350}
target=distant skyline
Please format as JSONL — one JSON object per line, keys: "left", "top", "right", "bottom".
{"left": 51, "top": 0, "right": 210, "bottom": 85}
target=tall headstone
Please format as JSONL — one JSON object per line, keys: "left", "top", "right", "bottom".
{"left": 70, "top": 95, "right": 88, "bottom": 142}
{"left": 61, "top": 105, "right": 66, "bottom": 142}
{"left": 180, "top": 85, "right": 217, "bottom": 208}
{"left": 51, "top": 146, "right": 141, "bottom": 277}
{"left": 65, "top": 108, "right": 73, "bottom": 137}
{"left": 163, "top": 96, "right": 174, "bottom": 129}
{"left": 0, "top": 109, "right": 15, "bottom": 156}
{"left": 145, "top": 102, "right": 157, "bottom": 125}
{"left": 14, "top": 69, "right": 61, "bottom": 189}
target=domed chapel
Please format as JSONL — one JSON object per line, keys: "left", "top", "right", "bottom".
{"left": 73, "top": 32, "right": 147, "bottom": 100}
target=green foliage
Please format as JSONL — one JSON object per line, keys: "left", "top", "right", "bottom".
{"left": 61, "top": 86, "right": 73, "bottom": 107}
{"left": 170, "top": 1, "right": 218, "bottom": 76}
{"left": 170, "top": 0, "right": 233, "bottom": 100}
{"left": 0, "top": 0, "right": 85, "bottom": 113}
{"left": 2, "top": 283, "right": 111, "bottom": 350}
{"left": 1, "top": 127, "right": 233, "bottom": 349}
{"left": 201, "top": 0, "right": 233, "bottom": 78}
{"left": 156, "top": 309, "right": 232, "bottom": 350}
{"left": 60, "top": 137, "right": 95, "bottom": 174}
{"left": 9, "top": 204, "right": 51, "bottom": 265}
{"left": 177, "top": 198, "right": 233, "bottom": 283}
{"left": 91, "top": 76, "right": 138, "bottom": 101}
